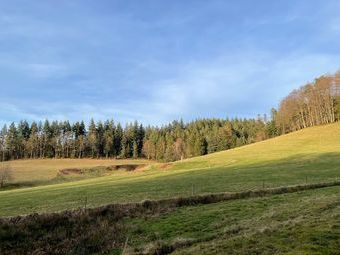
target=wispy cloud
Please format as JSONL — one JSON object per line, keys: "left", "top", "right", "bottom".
{"left": 0, "top": 0, "right": 339, "bottom": 125}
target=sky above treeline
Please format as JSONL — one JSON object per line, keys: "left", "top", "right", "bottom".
{"left": 0, "top": 0, "right": 339, "bottom": 126}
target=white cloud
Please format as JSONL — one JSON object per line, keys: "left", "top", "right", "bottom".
{"left": 0, "top": 1, "right": 339, "bottom": 126}
{"left": 0, "top": 49, "right": 339, "bottom": 127}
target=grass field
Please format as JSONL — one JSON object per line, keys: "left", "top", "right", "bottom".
{"left": 0, "top": 123, "right": 340, "bottom": 217}
{"left": 2, "top": 184, "right": 338, "bottom": 254}
{"left": 125, "top": 185, "right": 340, "bottom": 254}
{"left": 1, "top": 123, "right": 340, "bottom": 254}
{"left": 6, "top": 158, "right": 151, "bottom": 184}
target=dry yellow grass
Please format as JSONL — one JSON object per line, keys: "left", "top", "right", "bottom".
{"left": 7, "top": 158, "right": 152, "bottom": 183}
{"left": 174, "top": 122, "right": 340, "bottom": 169}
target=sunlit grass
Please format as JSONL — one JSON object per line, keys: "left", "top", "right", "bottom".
{"left": 1, "top": 123, "right": 340, "bottom": 217}
{"left": 7, "top": 158, "right": 151, "bottom": 183}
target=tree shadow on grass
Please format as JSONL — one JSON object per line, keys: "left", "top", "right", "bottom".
{"left": 142, "top": 152, "right": 340, "bottom": 195}
{"left": 0, "top": 152, "right": 339, "bottom": 217}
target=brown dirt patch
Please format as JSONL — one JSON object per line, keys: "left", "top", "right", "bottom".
{"left": 159, "top": 163, "right": 172, "bottom": 170}
{"left": 106, "top": 164, "right": 144, "bottom": 171}
{"left": 58, "top": 168, "right": 83, "bottom": 175}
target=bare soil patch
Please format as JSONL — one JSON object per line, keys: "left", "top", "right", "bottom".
{"left": 58, "top": 168, "right": 83, "bottom": 175}
{"left": 106, "top": 164, "right": 144, "bottom": 171}
{"left": 159, "top": 163, "right": 172, "bottom": 170}
{"left": 58, "top": 164, "right": 146, "bottom": 176}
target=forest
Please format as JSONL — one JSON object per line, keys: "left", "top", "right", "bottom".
{"left": 277, "top": 71, "right": 340, "bottom": 132}
{"left": 0, "top": 71, "right": 339, "bottom": 162}
{"left": 0, "top": 118, "right": 269, "bottom": 162}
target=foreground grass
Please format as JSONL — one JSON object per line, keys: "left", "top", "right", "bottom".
{"left": 1, "top": 123, "right": 340, "bottom": 217}
{"left": 125, "top": 186, "right": 340, "bottom": 255}
{"left": 1, "top": 185, "right": 338, "bottom": 254}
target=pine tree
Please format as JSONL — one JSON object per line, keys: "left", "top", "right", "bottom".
{"left": 6, "top": 123, "right": 18, "bottom": 160}
{"left": 132, "top": 140, "right": 138, "bottom": 159}
{"left": 27, "top": 122, "right": 39, "bottom": 158}
{"left": 114, "top": 123, "right": 123, "bottom": 158}
{"left": 88, "top": 119, "right": 98, "bottom": 158}
{"left": 103, "top": 121, "right": 114, "bottom": 158}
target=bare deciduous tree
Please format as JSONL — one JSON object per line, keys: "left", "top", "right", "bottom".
{"left": 0, "top": 163, "right": 12, "bottom": 188}
{"left": 277, "top": 72, "right": 340, "bottom": 133}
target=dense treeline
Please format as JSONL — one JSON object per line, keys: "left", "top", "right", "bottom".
{"left": 1, "top": 71, "right": 339, "bottom": 162}
{"left": 276, "top": 71, "right": 340, "bottom": 133}
{"left": 0, "top": 118, "right": 271, "bottom": 162}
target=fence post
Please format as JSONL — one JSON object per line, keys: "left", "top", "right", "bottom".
{"left": 84, "top": 196, "right": 88, "bottom": 209}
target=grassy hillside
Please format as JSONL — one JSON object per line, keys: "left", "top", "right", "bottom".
{"left": 1, "top": 184, "right": 339, "bottom": 254}
{"left": 1, "top": 123, "right": 340, "bottom": 217}
{"left": 1, "top": 158, "right": 152, "bottom": 191}
{"left": 125, "top": 185, "right": 340, "bottom": 255}
{"left": 173, "top": 121, "right": 340, "bottom": 169}
{"left": 5, "top": 158, "right": 151, "bottom": 184}
{"left": 1, "top": 159, "right": 152, "bottom": 189}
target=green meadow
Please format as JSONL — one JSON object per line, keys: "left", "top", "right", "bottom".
{"left": 0, "top": 123, "right": 339, "bottom": 217}
{"left": 124, "top": 185, "right": 340, "bottom": 254}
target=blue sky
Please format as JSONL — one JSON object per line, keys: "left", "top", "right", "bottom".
{"left": 0, "top": 0, "right": 339, "bottom": 126}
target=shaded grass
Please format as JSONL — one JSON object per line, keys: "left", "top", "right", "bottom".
{"left": 125, "top": 186, "right": 340, "bottom": 255}
{"left": 1, "top": 183, "right": 339, "bottom": 255}
{"left": 0, "top": 210, "right": 125, "bottom": 255}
